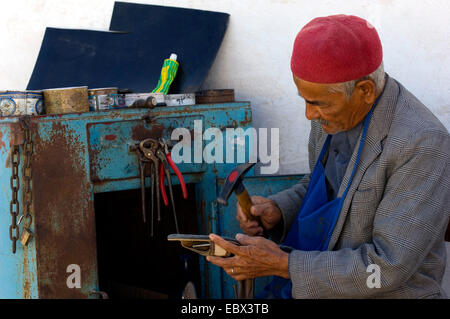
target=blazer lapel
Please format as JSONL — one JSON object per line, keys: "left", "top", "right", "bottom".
{"left": 327, "top": 75, "right": 400, "bottom": 250}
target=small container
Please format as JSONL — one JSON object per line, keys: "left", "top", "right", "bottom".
{"left": 195, "top": 89, "right": 235, "bottom": 104}
{"left": 42, "top": 86, "right": 89, "bottom": 115}
{"left": 152, "top": 53, "right": 179, "bottom": 95}
{"left": 123, "top": 93, "right": 156, "bottom": 109}
{"left": 88, "top": 88, "right": 118, "bottom": 111}
{"left": 111, "top": 93, "right": 127, "bottom": 109}
{"left": 0, "top": 91, "right": 45, "bottom": 117}
{"left": 164, "top": 93, "right": 196, "bottom": 106}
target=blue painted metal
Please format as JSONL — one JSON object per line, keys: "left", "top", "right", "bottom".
{"left": 0, "top": 121, "right": 39, "bottom": 298}
{"left": 0, "top": 102, "right": 301, "bottom": 299}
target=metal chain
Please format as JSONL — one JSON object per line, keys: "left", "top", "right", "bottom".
{"left": 9, "top": 144, "right": 20, "bottom": 254}
{"left": 20, "top": 116, "right": 33, "bottom": 244}
{"left": 8, "top": 116, "right": 34, "bottom": 253}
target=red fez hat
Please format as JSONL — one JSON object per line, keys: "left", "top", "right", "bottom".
{"left": 291, "top": 14, "right": 383, "bottom": 83}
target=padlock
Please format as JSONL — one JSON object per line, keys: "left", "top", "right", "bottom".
{"left": 20, "top": 228, "right": 33, "bottom": 246}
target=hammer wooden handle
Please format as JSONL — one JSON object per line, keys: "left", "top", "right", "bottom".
{"left": 236, "top": 188, "right": 256, "bottom": 221}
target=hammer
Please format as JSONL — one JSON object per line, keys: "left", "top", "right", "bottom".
{"left": 217, "top": 162, "right": 256, "bottom": 221}
{"left": 217, "top": 162, "right": 256, "bottom": 299}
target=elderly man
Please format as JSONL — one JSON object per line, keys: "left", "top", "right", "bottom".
{"left": 207, "top": 14, "right": 450, "bottom": 298}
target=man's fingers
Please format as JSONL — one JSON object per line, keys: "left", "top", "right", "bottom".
{"left": 207, "top": 258, "right": 253, "bottom": 281}
{"left": 237, "top": 214, "right": 259, "bottom": 228}
{"left": 207, "top": 255, "right": 232, "bottom": 268}
{"left": 250, "top": 227, "right": 264, "bottom": 236}
{"left": 235, "top": 233, "right": 262, "bottom": 246}
{"left": 236, "top": 206, "right": 248, "bottom": 222}
{"left": 241, "top": 226, "right": 264, "bottom": 237}
{"left": 209, "top": 233, "right": 241, "bottom": 256}
{"left": 251, "top": 200, "right": 275, "bottom": 217}
{"left": 250, "top": 196, "right": 269, "bottom": 204}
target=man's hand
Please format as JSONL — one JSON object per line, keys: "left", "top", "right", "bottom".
{"left": 206, "top": 233, "right": 290, "bottom": 281}
{"left": 237, "top": 196, "right": 282, "bottom": 236}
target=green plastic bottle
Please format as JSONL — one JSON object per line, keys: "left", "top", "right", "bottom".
{"left": 152, "top": 53, "right": 179, "bottom": 94}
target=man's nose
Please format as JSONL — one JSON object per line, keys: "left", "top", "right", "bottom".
{"left": 305, "top": 103, "right": 320, "bottom": 120}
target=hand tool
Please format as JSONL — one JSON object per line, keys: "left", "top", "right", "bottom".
{"left": 131, "top": 142, "right": 151, "bottom": 225}
{"left": 149, "top": 161, "right": 156, "bottom": 236}
{"left": 137, "top": 150, "right": 150, "bottom": 223}
{"left": 139, "top": 138, "right": 161, "bottom": 231}
{"left": 158, "top": 138, "right": 188, "bottom": 204}
{"left": 156, "top": 143, "right": 180, "bottom": 234}
{"left": 168, "top": 234, "right": 240, "bottom": 257}
{"left": 217, "top": 162, "right": 257, "bottom": 221}
{"left": 217, "top": 162, "right": 257, "bottom": 299}
{"left": 158, "top": 138, "right": 188, "bottom": 234}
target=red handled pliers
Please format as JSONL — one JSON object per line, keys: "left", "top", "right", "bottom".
{"left": 158, "top": 138, "right": 188, "bottom": 206}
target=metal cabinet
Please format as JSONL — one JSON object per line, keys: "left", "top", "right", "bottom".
{"left": 0, "top": 103, "right": 303, "bottom": 299}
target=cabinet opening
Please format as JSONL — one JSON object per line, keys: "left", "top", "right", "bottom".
{"left": 94, "top": 184, "right": 201, "bottom": 299}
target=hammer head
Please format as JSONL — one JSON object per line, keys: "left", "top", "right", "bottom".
{"left": 217, "top": 162, "right": 256, "bottom": 206}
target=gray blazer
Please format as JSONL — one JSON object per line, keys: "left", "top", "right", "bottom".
{"left": 268, "top": 75, "right": 450, "bottom": 298}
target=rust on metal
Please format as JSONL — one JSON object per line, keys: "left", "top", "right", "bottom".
{"left": 131, "top": 123, "right": 165, "bottom": 141}
{"left": 242, "top": 110, "right": 251, "bottom": 126}
{"left": 8, "top": 122, "right": 25, "bottom": 146}
{"left": 31, "top": 120, "right": 98, "bottom": 298}
{"left": 104, "top": 134, "right": 117, "bottom": 141}
{"left": 22, "top": 245, "right": 33, "bottom": 299}
{"left": 43, "top": 87, "right": 89, "bottom": 115}
{"left": 195, "top": 89, "right": 235, "bottom": 104}
{"left": 0, "top": 129, "right": 6, "bottom": 152}
{"left": 86, "top": 121, "right": 168, "bottom": 183}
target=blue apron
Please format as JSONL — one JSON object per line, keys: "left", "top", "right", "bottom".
{"left": 259, "top": 99, "right": 379, "bottom": 299}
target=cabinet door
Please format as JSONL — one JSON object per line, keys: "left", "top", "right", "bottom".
{"left": 32, "top": 118, "right": 99, "bottom": 298}
{"left": 215, "top": 174, "right": 305, "bottom": 299}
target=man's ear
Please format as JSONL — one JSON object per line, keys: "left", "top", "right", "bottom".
{"left": 355, "top": 79, "right": 377, "bottom": 105}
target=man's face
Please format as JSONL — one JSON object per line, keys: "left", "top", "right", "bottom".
{"left": 293, "top": 74, "right": 370, "bottom": 134}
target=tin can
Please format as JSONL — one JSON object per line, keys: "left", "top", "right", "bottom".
{"left": 195, "top": 89, "right": 235, "bottom": 104}
{"left": 0, "top": 91, "right": 45, "bottom": 117}
{"left": 165, "top": 93, "right": 196, "bottom": 106}
{"left": 111, "top": 94, "right": 127, "bottom": 109}
{"left": 42, "top": 86, "right": 89, "bottom": 115}
{"left": 88, "top": 88, "right": 118, "bottom": 111}
{"left": 119, "top": 93, "right": 167, "bottom": 109}
{"left": 123, "top": 93, "right": 155, "bottom": 108}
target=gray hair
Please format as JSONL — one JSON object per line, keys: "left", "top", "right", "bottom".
{"left": 328, "top": 62, "right": 385, "bottom": 99}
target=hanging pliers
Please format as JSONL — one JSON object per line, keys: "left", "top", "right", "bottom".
{"left": 156, "top": 138, "right": 187, "bottom": 234}
{"left": 139, "top": 138, "right": 161, "bottom": 236}
{"left": 158, "top": 138, "right": 188, "bottom": 204}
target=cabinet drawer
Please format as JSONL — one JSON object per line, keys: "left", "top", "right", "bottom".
{"left": 87, "top": 115, "right": 205, "bottom": 182}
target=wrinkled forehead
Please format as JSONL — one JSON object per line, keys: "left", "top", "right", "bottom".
{"left": 293, "top": 74, "right": 339, "bottom": 100}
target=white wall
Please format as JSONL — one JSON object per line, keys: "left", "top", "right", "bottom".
{"left": 1, "top": 0, "right": 449, "bottom": 296}
{"left": 1, "top": 0, "right": 449, "bottom": 174}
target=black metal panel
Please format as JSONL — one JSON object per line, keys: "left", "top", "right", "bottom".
{"left": 27, "top": 4, "right": 229, "bottom": 94}
{"left": 110, "top": 2, "right": 229, "bottom": 94}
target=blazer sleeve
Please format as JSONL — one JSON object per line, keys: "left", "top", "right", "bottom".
{"left": 287, "top": 129, "right": 450, "bottom": 298}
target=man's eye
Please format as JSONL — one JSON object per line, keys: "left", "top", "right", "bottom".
{"left": 317, "top": 102, "right": 330, "bottom": 108}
